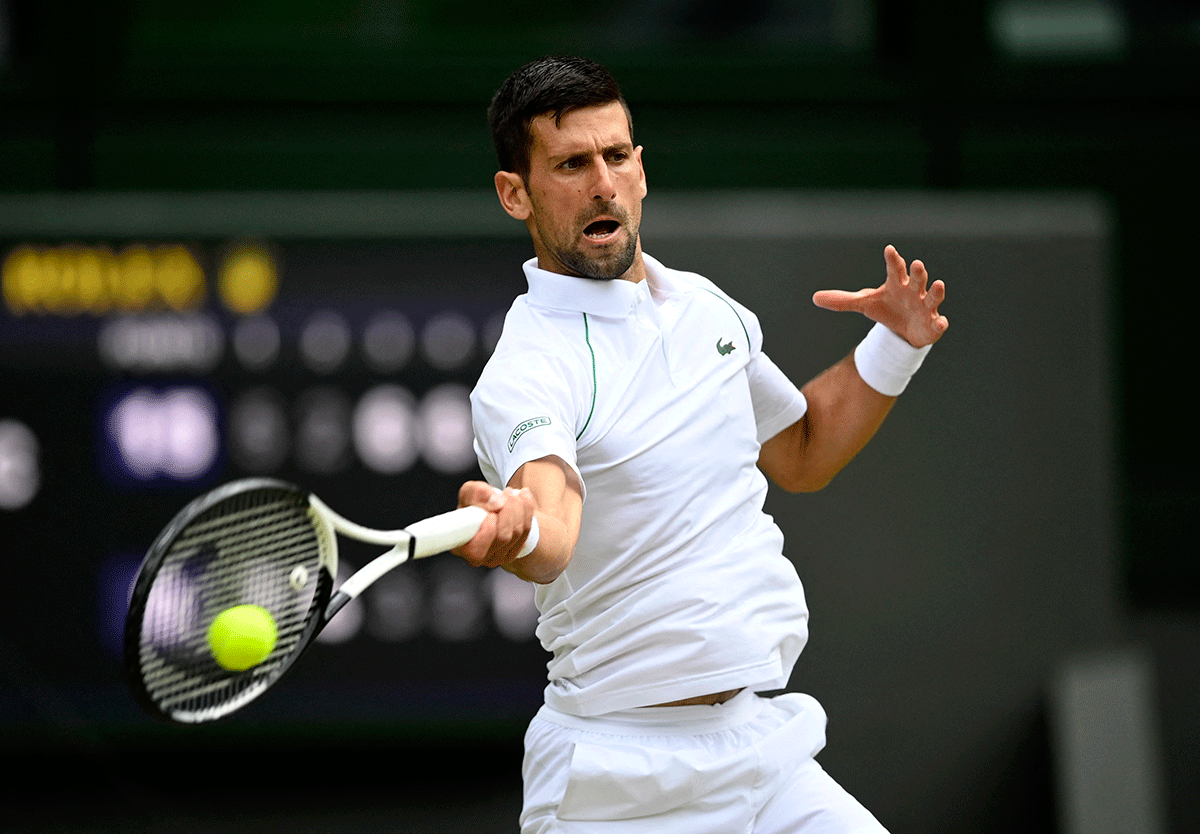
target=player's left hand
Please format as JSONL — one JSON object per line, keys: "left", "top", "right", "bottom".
{"left": 811, "top": 245, "right": 948, "bottom": 348}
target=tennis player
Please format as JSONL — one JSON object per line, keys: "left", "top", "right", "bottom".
{"left": 452, "top": 56, "right": 947, "bottom": 833}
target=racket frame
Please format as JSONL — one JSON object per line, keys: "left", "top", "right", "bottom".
{"left": 125, "top": 478, "right": 491, "bottom": 724}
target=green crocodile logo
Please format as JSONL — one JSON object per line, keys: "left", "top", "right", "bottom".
{"left": 716, "top": 338, "right": 736, "bottom": 356}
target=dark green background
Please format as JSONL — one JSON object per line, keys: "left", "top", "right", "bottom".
{"left": 2, "top": 2, "right": 1196, "bottom": 832}
{"left": 4, "top": 1, "right": 1194, "bottom": 601}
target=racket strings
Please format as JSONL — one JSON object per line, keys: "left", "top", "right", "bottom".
{"left": 134, "top": 487, "right": 330, "bottom": 722}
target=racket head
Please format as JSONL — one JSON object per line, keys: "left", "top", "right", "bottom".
{"left": 124, "top": 478, "right": 336, "bottom": 724}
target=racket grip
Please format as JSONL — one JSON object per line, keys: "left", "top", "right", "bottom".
{"left": 407, "top": 505, "right": 489, "bottom": 559}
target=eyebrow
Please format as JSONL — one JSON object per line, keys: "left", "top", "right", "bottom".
{"left": 551, "top": 142, "right": 633, "bottom": 164}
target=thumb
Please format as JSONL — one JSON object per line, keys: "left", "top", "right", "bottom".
{"left": 812, "top": 288, "right": 870, "bottom": 312}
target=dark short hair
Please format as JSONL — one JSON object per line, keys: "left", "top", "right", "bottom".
{"left": 488, "top": 56, "right": 632, "bottom": 182}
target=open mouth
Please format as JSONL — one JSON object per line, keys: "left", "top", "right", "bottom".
{"left": 584, "top": 220, "right": 620, "bottom": 239}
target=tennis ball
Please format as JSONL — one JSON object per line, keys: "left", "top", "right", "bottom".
{"left": 207, "top": 604, "right": 278, "bottom": 671}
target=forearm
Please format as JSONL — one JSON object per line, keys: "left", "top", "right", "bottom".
{"left": 760, "top": 353, "right": 893, "bottom": 492}
{"left": 505, "top": 456, "right": 582, "bottom": 583}
{"left": 760, "top": 323, "right": 930, "bottom": 492}
{"left": 799, "top": 353, "right": 896, "bottom": 489}
{"left": 504, "top": 507, "right": 575, "bottom": 584}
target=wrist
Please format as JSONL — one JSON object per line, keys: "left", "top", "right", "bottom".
{"left": 518, "top": 515, "right": 540, "bottom": 557}
{"left": 490, "top": 485, "right": 541, "bottom": 558}
{"left": 853, "top": 322, "right": 932, "bottom": 396}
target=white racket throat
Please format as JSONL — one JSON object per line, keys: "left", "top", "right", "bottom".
{"left": 308, "top": 496, "right": 487, "bottom": 602}
{"left": 310, "top": 495, "right": 539, "bottom": 613}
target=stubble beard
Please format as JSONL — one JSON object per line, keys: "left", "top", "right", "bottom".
{"left": 559, "top": 233, "right": 638, "bottom": 281}
{"left": 555, "top": 203, "right": 640, "bottom": 282}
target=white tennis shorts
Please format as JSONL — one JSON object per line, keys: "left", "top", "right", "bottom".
{"left": 520, "top": 689, "right": 888, "bottom": 834}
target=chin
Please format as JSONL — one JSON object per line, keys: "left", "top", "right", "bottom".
{"left": 569, "top": 243, "right": 638, "bottom": 281}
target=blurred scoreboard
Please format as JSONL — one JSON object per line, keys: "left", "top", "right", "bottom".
{"left": 0, "top": 192, "right": 551, "bottom": 733}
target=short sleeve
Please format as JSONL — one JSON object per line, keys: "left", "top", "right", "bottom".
{"left": 469, "top": 306, "right": 589, "bottom": 497}
{"left": 747, "top": 351, "right": 808, "bottom": 445}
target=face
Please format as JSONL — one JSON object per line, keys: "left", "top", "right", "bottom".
{"left": 497, "top": 101, "right": 647, "bottom": 282}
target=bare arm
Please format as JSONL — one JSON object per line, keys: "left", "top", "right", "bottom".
{"left": 759, "top": 245, "right": 948, "bottom": 492}
{"left": 759, "top": 355, "right": 896, "bottom": 492}
{"left": 451, "top": 455, "right": 582, "bottom": 584}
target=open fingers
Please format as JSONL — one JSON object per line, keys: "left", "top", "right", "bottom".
{"left": 815, "top": 244, "right": 947, "bottom": 345}
{"left": 910, "top": 259, "right": 929, "bottom": 294}
{"left": 812, "top": 287, "right": 873, "bottom": 312}
{"left": 884, "top": 244, "right": 908, "bottom": 287}
{"left": 926, "top": 278, "right": 946, "bottom": 309}
{"left": 928, "top": 279, "right": 949, "bottom": 335}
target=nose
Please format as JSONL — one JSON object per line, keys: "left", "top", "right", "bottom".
{"left": 591, "top": 159, "right": 616, "bottom": 201}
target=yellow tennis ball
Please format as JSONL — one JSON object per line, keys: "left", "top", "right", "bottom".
{"left": 207, "top": 604, "right": 278, "bottom": 671}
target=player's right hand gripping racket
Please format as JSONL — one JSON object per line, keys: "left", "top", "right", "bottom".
{"left": 124, "top": 477, "right": 497, "bottom": 725}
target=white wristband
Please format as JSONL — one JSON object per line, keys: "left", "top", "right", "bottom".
{"left": 853, "top": 322, "right": 932, "bottom": 396}
{"left": 518, "top": 515, "right": 540, "bottom": 558}
{"left": 494, "top": 486, "right": 541, "bottom": 557}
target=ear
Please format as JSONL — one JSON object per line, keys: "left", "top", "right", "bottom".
{"left": 495, "top": 171, "right": 531, "bottom": 221}
{"left": 634, "top": 145, "right": 647, "bottom": 200}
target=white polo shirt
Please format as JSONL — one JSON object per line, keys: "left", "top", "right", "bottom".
{"left": 471, "top": 253, "right": 811, "bottom": 716}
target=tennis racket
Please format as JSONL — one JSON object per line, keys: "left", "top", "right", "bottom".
{"left": 124, "top": 477, "right": 496, "bottom": 725}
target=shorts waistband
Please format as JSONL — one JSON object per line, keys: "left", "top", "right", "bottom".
{"left": 535, "top": 687, "right": 762, "bottom": 735}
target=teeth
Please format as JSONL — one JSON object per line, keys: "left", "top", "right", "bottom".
{"left": 585, "top": 222, "right": 618, "bottom": 238}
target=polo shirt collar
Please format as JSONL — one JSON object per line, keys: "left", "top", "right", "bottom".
{"left": 522, "top": 254, "right": 676, "bottom": 317}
